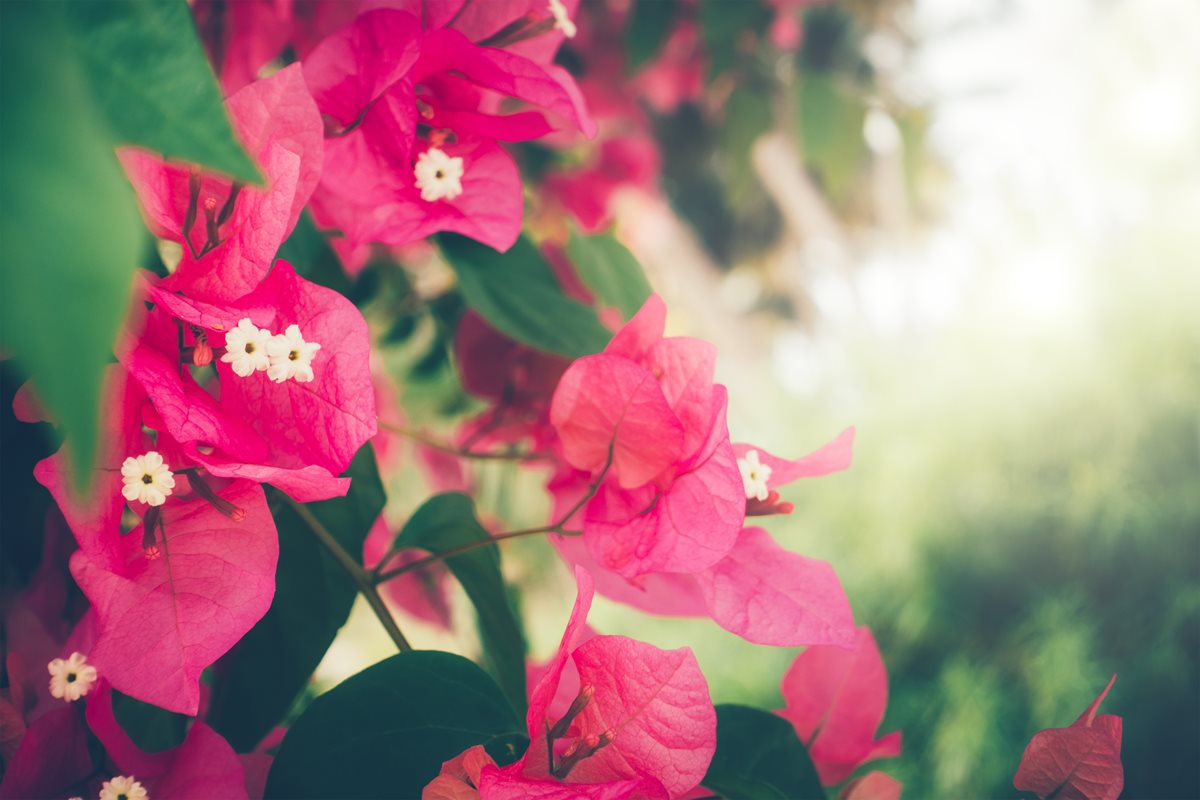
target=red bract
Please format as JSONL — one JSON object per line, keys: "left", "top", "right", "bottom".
{"left": 427, "top": 567, "right": 715, "bottom": 799}
{"left": 303, "top": 8, "right": 594, "bottom": 252}
{"left": 1013, "top": 675, "right": 1123, "bottom": 800}
{"left": 70, "top": 481, "right": 278, "bottom": 715}
{"left": 778, "top": 626, "right": 902, "bottom": 785}
{"left": 140, "top": 260, "right": 377, "bottom": 501}
{"left": 839, "top": 771, "right": 903, "bottom": 800}
{"left": 550, "top": 294, "right": 744, "bottom": 578}
{"left": 119, "top": 65, "right": 323, "bottom": 302}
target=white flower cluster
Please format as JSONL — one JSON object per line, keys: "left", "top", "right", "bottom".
{"left": 221, "top": 317, "right": 321, "bottom": 383}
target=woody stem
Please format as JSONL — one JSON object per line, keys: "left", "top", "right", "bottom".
{"left": 283, "top": 495, "right": 413, "bottom": 652}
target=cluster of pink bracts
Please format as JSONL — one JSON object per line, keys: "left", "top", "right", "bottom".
{"left": 1, "top": 2, "right": 1120, "bottom": 799}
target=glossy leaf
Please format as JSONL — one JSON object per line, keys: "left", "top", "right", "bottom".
{"left": 67, "top": 0, "right": 261, "bottom": 183}
{"left": 264, "top": 651, "right": 523, "bottom": 799}
{"left": 627, "top": 0, "right": 679, "bottom": 71}
{"left": 440, "top": 233, "right": 612, "bottom": 359}
{"left": 393, "top": 493, "right": 527, "bottom": 714}
{"left": 208, "top": 446, "right": 385, "bottom": 752}
{"left": 703, "top": 705, "right": 826, "bottom": 800}
{"left": 565, "top": 230, "right": 654, "bottom": 322}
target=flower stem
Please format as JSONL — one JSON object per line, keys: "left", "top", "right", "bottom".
{"left": 377, "top": 419, "right": 548, "bottom": 462}
{"left": 283, "top": 494, "right": 413, "bottom": 652}
{"left": 373, "top": 453, "right": 611, "bottom": 585}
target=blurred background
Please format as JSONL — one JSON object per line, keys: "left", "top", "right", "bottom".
{"left": 322, "top": 0, "right": 1200, "bottom": 796}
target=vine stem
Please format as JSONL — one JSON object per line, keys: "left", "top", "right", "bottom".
{"left": 373, "top": 452, "right": 613, "bottom": 585}
{"left": 377, "top": 419, "right": 548, "bottom": 462}
{"left": 283, "top": 494, "right": 413, "bottom": 652}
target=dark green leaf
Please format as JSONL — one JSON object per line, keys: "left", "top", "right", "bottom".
{"left": 0, "top": 2, "right": 144, "bottom": 492}
{"left": 264, "top": 651, "right": 524, "bottom": 799}
{"left": 698, "top": 0, "right": 772, "bottom": 79}
{"left": 66, "top": 0, "right": 261, "bottom": 183}
{"left": 565, "top": 231, "right": 653, "bottom": 321}
{"left": 208, "top": 446, "right": 385, "bottom": 752}
{"left": 703, "top": 705, "right": 827, "bottom": 800}
{"left": 627, "top": 0, "right": 679, "bottom": 71}
{"left": 439, "top": 233, "right": 611, "bottom": 358}
{"left": 279, "top": 212, "right": 354, "bottom": 297}
{"left": 394, "top": 493, "right": 527, "bottom": 715}
{"left": 111, "top": 689, "right": 189, "bottom": 753}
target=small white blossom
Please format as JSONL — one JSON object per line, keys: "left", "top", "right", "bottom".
{"left": 267, "top": 324, "right": 321, "bottom": 383}
{"left": 548, "top": 0, "right": 577, "bottom": 38}
{"left": 99, "top": 775, "right": 148, "bottom": 800}
{"left": 220, "top": 317, "right": 272, "bottom": 377}
{"left": 47, "top": 652, "right": 98, "bottom": 702}
{"left": 413, "top": 147, "right": 464, "bottom": 202}
{"left": 737, "top": 449, "right": 773, "bottom": 501}
{"left": 120, "top": 451, "right": 175, "bottom": 507}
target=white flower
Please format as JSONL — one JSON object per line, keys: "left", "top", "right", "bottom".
{"left": 220, "top": 317, "right": 272, "bottom": 377}
{"left": 47, "top": 652, "right": 98, "bottom": 702}
{"left": 99, "top": 775, "right": 148, "bottom": 800}
{"left": 548, "top": 0, "right": 577, "bottom": 38}
{"left": 266, "top": 324, "right": 321, "bottom": 383}
{"left": 737, "top": 449, "right": 773, "bottom": 501}
{"left": 413, "top": 147, "right": 464, "bottom": 202}
{"left": 120, "top": 451, "right": 175, "bottom": 507}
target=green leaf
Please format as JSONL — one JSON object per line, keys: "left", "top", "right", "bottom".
{"left": 207, "top": 446, "right": 385, "bottom": 752}
{"left": 565, "top": 230, "right": 654, "bottom": 321}
{"left": 439, "top": 233, "right": 611, "bottom": 359}
{"left": 698, "top": 0, "right": 772, "bottom": 79}
{"left": 111, "top": 689, "right": 189, "bottom": 753}
{"left": 65, "top": 0, "right": 261, "bottom": 184}
{"left": 627, "top": 0, "right": 679, "bottom": 71}
{"left": 0, "top": 1, "right": 144, "bottom": 492}
{"left": 279, "top": 212, "right": 354, "bottom": 297}
{"left": 264, "top": 651, "right": 524, "bottom": 799}
{"left": 393, "top": 493, "right": 528, "bottom": 715}
{"left": 703, "top": 705, "right": 827, "bottom": 800}
{"left": 795, "top": 73, "right": 867, "bottom": 205}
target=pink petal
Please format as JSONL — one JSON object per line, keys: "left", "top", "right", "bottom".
{"left": 524, "top": 566, "right": 596, "bottom": 777}
{"left": 840, "top": 771, "right": 903, "bottom": 800}
{"left": 694, "top": 527, "right": 856, "bottom": 647}
{"left": 70, "top": 482, "right": 278, "bottom": 715}
{"left": 216, "top": 261, "right": 378, "bottom": 477}
{"left": 550, "top": 534, "right": 708, "bottom": 618}
{"left": 479, "top": 765, "right": 667, "bottom": 800}
{"left": 0, "top": 707, "right": 93, "bottom": 799}
{"left": 733, "top": 427, "right": 856, "bottom": 488}
{"left": 646, "top": 337, "right": 717, "bottom": 461}
{"left": 604, "top": 294, "right": 667, "bottom": 363}
{"left": 313, "top": 138, "right": 524, "bottom": 251}
{"left": 779, "top": 626, "right": 902, "bottom": 785}
{"left": 86, "top": 683, "right": 249, "bottom": 799}
{"left": 581, "top": 393, "right": 742, "bottom": 578}
{"left": 564, "top": 636, "right": 716, "bottom": 798}
{"left": 33, "top": 367, "right": 151, "bottom": 569}
{"left": 415, "top": 28, "right": 595, "bottom": 138}
{"left": 226, "top": 63, "right": 324, "bottom": 231}
{"left": 550, "top": 354, "right": 684, "bottom": 490}
{"left": 302, "top": 9, "right": 423, "bottom": 127}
